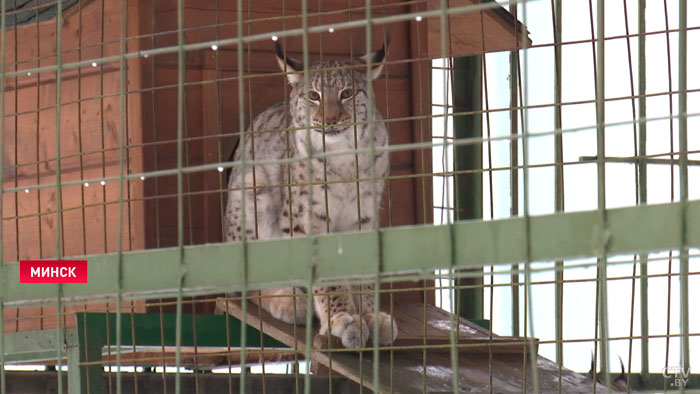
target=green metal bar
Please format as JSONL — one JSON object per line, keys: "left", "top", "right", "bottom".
{"left": 619, "top": 14, "right": 641, "bottom": 386}
{"left": 435, "top": 1, "right": 459, "bottom": 393}
{"left": 579, "top": 156, "right": 700, "bottom": 166}
{"left": 678, "top": 0, "right": 690, "bottom": 384}
{"left": 595, "top": 0, "right": 611, "bottom": 391}
{"left": 55, "top": 1, "right": 65, "bottom": 393}
{"left": 552, "top": 0, "right": 564, "bottom": 374}
{"left": 115, "top": 1, "right": 129, "bottom": 393}
{"left": 66, "top": 343, "right": 81, "bottom": 394}
{"left": 1, "top": 200, "right": 699, "bottom": 302}
{"left": 362, "top": 1, "right": 383, "bottom": 393}
{"left": 235, "top": 0, "right": 250, "bottom": 392}
{"left": 508, "top": 1, "right": 520, "bottom": 339}
{"left": 453, "top": 56, "right": 484, "bottom": 321}
{"left": 520, "top": 0, "right": 540, "bottom": 391}
{"left": 300, "top": 1, "right": 316, "bottom": 393}
{"left": 0, "top": 0, "right": 7, "bottom": 392}
{"left": 2, "top": 329, "right": 79, "bottom": 364}
{"left": 175, "top": 0, "right": 186, "bottom": 393}
{"left": 637, "top": 0, "right": 649, "bottom": 383}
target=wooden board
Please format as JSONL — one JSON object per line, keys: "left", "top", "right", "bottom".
{"left": 216, "top": 299, "right": 530, "bottom": 354}
{"left": 100, "top": 346, "right": 301, "bottom": 367}
{"left": 23, "top": 346, "right": 301, "bottom": 368}
{"left": 216, "top": 299, "right": 598, "bottom": 393}
{"left": 1, "top": 0, "right": 147, "bottom": 333}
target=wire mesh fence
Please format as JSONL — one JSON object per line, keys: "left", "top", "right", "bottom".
{"left": 0, "top": 0, "right": 698, "bottom": 393}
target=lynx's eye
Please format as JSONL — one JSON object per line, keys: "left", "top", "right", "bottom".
{"left": 308, "top": 91, "right": 321, "bottom": 101}
{"left": 340, "top": 88, "right": 354, "bottom": 99}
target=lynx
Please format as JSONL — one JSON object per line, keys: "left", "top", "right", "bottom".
{"left": 224, "top": 40, "right": 397, "bottom": 349}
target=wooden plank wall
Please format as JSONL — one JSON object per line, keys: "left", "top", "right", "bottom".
{"left": 1, "top": 0, "right": 147, "bottom": 332}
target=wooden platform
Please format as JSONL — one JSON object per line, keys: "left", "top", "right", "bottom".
{"left": 216, "top": 299, "right": 599, "bottom": 393}
{"left": 23, "top": 347, "right": 300, "bottom": 369}
{"left": 101, "top": 346, "right": 300, "bottom": 368}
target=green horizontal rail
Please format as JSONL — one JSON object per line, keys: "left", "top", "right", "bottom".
{"left": 3, "top": 329, "right": 79, "bottom": 364}
{"left": 2, "top": 200, "right": 698, "bottom": 303}
{"left": 2, "top": 313, "right": 283, "bottom": 363}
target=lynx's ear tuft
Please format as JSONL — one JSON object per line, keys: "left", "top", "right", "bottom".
{"left": 358, "top": 34, "right": 390, "bottom": 80}
{"left": 275, "top": 41, "right": 304, "bottom": 85}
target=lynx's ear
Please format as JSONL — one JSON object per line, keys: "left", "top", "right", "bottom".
{"left": 275, "top": 41, "right": 303, "bottom": 85}
{"left": 358, "top": 35, "right": 389, "bottom": 80}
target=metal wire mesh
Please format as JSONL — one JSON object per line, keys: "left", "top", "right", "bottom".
{"left": 0, "top": 0, "right": 697, "bottom": 393}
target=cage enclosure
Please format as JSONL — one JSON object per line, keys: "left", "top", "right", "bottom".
{"left": 0, "top": 0, "right": 698, "bottom": 393}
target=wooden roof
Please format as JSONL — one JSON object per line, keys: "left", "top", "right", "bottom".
{"left": 2, "top": 0, "right": 79, "bottom": 27}
{"left": 427, "top": 0, "right": 531, "bottom": 58}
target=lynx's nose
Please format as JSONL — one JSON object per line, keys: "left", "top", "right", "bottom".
{"left": 316, "top": 111, "right": 341, "bottom": 125}
{"left": 325, "top": 114, "right": 340, "bottom": 125}
{"left": 315, "top": 97, "right": 344, "bottom": 127}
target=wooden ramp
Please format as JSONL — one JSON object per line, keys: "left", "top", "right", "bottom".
{"left": 216, "top": 299, "right": 596, "bottom": 393}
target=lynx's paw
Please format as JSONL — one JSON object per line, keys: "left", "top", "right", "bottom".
{"left": 327, "top": 312, "right": 370, "bottom": 349}
{"left": 267, "top": 288, "right": 308, "bottom": 325}
{"left": 363, "top": 312, "right": 398, "bottom": 345}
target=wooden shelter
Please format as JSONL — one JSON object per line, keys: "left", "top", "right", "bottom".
{"left": 2, "top": 0, "right": 529, "bottom": 329}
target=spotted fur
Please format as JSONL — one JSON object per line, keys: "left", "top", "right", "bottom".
{"left": 224, "top": 41, "right": 397, "bottom": 348}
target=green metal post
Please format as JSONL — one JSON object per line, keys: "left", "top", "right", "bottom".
{"left": 55, "top": 1, "right": 65, "bottom": 393}
{"left": 595, "top": 0, "right": 612, "bottom": 390}
{"left": 0, "top": 0, "right": 7, "bottom": 393}
{"left": 66, "top": 345, "right": 82, "bottom": 394}
{"left": 678, "top": 0, "right": 690, "bottom": 383}
{"left": 508, "top": 2, "right": 520, "bottom": 338}
{"left": 552, "top": 0, "right": 564, "bottom": 372}
{"left": 453, "top": 56, "right": 483, "bottom": 321}
{"left": 638, "top": 0, "right": 649, "bottom": 383}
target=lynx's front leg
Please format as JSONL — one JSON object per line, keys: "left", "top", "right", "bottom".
{"left": 280, "top": 177, "right": 329, "bottom": 237}
{"left": 314, "top": 285, "right": 370, "bottom": 349}
{"left": 256, "top": 180, "right": 322, "bottom": 326}
{"left": 355, "top": 284, "right": 398, "bottom": 345}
